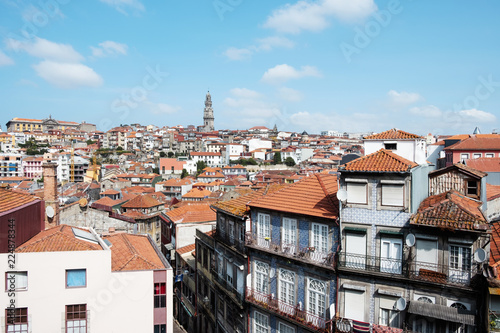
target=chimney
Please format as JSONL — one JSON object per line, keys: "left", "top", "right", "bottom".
{"left": 42, "top": 162, "right": 59, "bottom": 229}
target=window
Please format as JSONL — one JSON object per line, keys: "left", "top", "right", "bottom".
{"left": 66, "top": 304, "right": 87, "bottom": 333}
{"left": 5, "top": 272, "right": 27, "bottom": 291}
{"left": 254, "top": 311, "right": 268, "bottom": 333}
{"left": 219, "top": 216, "right": 226, "bottom": 237}
{"left": 380, "top": 238, "right": 402, "bottom": 274}
{"left": 5, "top": 308, "right": 28, "bottom": 333}
{"left": 449, "top": 245, "right": 471, "bottom": 283}
{"left": 154, "top": 324, "right": 167, "bottom": 333}
{"left": 229, "top": 221, "right": 235, "bottom": 244}
{"left": 346, "top": 182, "right": 367, "bottom": 204}
{"left": 278, "top": 322, "right": 295, "bottom": 333}
{"left": 346, "top": 232, "right": 367, "bottom": 269}
{"left": 379, "top": 308, "right": 399, "bottom": 328}
{"left": 466, "top": 180, "right": 478, "bottom": 197}
{"left": 381, "top": 184, "right": 404, "bottom": 207}
{"left": 282, "top": 218, "right": 297, "bottom": 246}
{"left": 66, "top": 269, "right": 86, "bottom": 288}
{"left": 239, "top": 224, "right": 245, "bottom": 244}
{"left": 473, "top": 153, "right": 482, "bottom": 159}
{"left": 307, "top": 278, "right": 326, "bottom": 318}
{"left": 226, "top": 262, "right": 233, "bottom": 285}
{"left": 257, "top": 213, "right": 270, "bottom": 238}
{"left": 311, "top": 223, "right": 328, "bottom": 253}
{"left": 486, "top": 153, "right": 495, "bottom": 158}
{"left": 417, "top": 296, "right": 433, "bottom": 304}
{"left": 279, "top": 268, "right": 295, "bottom": 308}
{"left": 384, "top": 143, "right": 397, "bottom": 150}
{"left": 254, "top": 261, "right": 269, "bottom": 294}
{"left": 460, "top": 153, "right": 469, "bottom": 161}
{"left": 154, "top": 283, "right": 166, "bottom": 308}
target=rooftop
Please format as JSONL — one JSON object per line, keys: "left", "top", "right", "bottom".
{"left": 364, "top": 128, "right": 422, "bottom": 140}
{"left": 163, "top": 202, "right": 216, "bottom": 223}
{"left": 341, "top": 149, "right": 418, "bottom": 172}
{"left": 0, "top": 188, "right": 40, "bottom": 214}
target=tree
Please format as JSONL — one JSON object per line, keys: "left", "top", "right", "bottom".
{"left": 159, "top": 151, "right": 167, "bottom": 158}
{"left": 116, "top": 146, "right": 123, "bottom": 151}
{"left": 168, "top": 152, "right": 175, "bottom": 158}
{"left": 196, "top": 161, "right": 207, "bottom": 176}
{"left": 284, "top": 157, "right": 296, "bottom": 167}
{"left": 181, "top": 169, "right": 189, "bottom": 178}
{"left": 86, "top": 139, "right": 96, "bottom": 145}
{"left": 273, "top": 152, "right": 282, "bottom": 165}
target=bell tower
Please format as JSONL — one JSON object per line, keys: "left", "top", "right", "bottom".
{"left": 203, "top": 91, "right": 215, "bottom": 132}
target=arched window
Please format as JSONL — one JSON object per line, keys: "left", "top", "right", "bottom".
{"left": 417, "top": 296, "right": 433, "bottom": 304}
{"left": 450, "top": 302, "right": 467, "bottom": 310}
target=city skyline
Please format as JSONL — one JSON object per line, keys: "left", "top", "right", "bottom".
{"left": 1, "top": 0, "right": 500, "bottom": 135}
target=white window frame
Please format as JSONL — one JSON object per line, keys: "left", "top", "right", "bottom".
{"left": 472, "top": 153, "right": 482, "bottom": 159}
{"left": 257, "top": 213, "right": 270, "bottom": 239}
{"left": 381, "top": 184, "right": 404, "bottom": 207}
{"left": 486, "top": 153, "right": 495, "bottom": 158}
{"left": 346, "top": 182, "right": 367, "bottom": 204}
{"left": 282, "top": 218, "right": 297, "bottom": 246}
{"left": 379, "top": 307, "right": 400, "bottom": 328}
{"left": 278, "top": 322, "right": 295, "bottom": 333}
{"left": 254, "top": 311, "right": 269, "bottom": 333}
{"left": 306, "top": 278, "right": 327, "bottom": 318}
{"left": 5, "top": 272, "right": 28, "bottom": 291}
{"left": 449, "top": 244, "right": 472, "bottom": 283}
{"left": 311, "top": 223, "right": 328, "bottom": 253}
{"left": 278, "top": 268, "right": 295, "bottom": 306}
{"left": 460, "top": 153, "right": 470, "bottom": 161}
{"left": 254, "top": 261, "right": 269, "bottom": 294}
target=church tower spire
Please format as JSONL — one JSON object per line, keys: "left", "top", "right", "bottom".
{"left": 203, "top": 91, "right": 215, "bottom": 132}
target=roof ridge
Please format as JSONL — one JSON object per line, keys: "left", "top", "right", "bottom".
{"left": 315, "top": 174, "right": 338, "bottom": 210}
{"left": 121, "top": 233, "right": 139, "bottom": 256}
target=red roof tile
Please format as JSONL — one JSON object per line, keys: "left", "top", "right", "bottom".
{"left": 163, "top": 203, "right": 216, "bottom": 223}
{"left": 17, "top": 225, "right": 103, "bottom": 252}
{"left": 410, "top": 190, "right": 488, "bottom": 231}
{"left": 0, "top": 188, "right": 40, "bottom": 214}
{"left": 121, "top": 194, "right": 162, "bottom": 209}
{"left": 487, "top": 184, "right": 500, "bottom": 201}
{"left": 104, "top": 233, "right": 166, "bottom": 271}
{"left": 364, "top": 128, "right": 422, "bottom": 140}
{"left": 177, "top": 243, "right": 196, "bottom": 255}
{"left": 447, "top": 135, "right": 500, "bottom": 151}
{"left": 342, "top": 149, "right": 417, "bottom": 172}
{"left": 248, "top": 174, "right": 338, "bottom": 219}
{"left": 466, "top": 158, "right": 500, "bottom": 173}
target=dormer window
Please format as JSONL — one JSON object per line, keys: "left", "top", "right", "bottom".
{"left": 466, "top": 180, "right": 478, "bottom": 197}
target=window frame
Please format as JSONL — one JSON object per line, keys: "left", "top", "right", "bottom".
{"left": 65, "top": 269, "right": 86, "bottom": 289}
{"left": 346, "top": 182, "right": 368, "bottom": 205}
{"left": 5, "top": 307, "right": 28, "bottom": 333}
{"left": 65, "top": 304, "right": 87, "bottom": 333}
{"left": 154, "top": 282, "right": 167, "bottom": 308}
{"left": 254, "top": 311, "right": 269, "bottom": 333}
{"left": 381, "top": 183, "right": 405, "bottom": 207}
{"left": 5, "top": 271, "right": 28, "bottom": 291}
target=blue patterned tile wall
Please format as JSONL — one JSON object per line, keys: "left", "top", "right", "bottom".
{"left": 299, "top": 219, "right": 309, "bottom": 248}
{"left": 272, "top": 214, "right": 281, "bottom": 243}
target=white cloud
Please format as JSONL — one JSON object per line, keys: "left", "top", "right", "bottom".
{"left": 457, "top": 109, "right": 496, "bottom": 123}
{"left": 6, "top": 37, "right": 84, "bottom": 62}
{"left": 388, "top": 90, "right": 422, "bottom": 106}
{"left": 224, "top": 36, "right": 294, "bottom": 61}
{"left": 91, "top": 41, "right": 128, "bottom": 57}
{"left": 278, "top": 87, "right": 303, "bottom": 102}
{"left": 262, "top": 64, "right": 321, "bottom": 84}
{"left": 99, "top": 0, "right": 145, "bottom": 15}
{"left": 263, "top": 0, "right": 377, "bottom": 34}
{"left": 33, "top": 60, "right": 103, "bottom": 88}
{"left": 0, "top": 50, "right": 14, "bottom": 66}
{"left": 148, "top": 102, "right": 180, "bottom": 115}
{"left": 409, "top": 105, "right": 442, "bottom": 118}
{"left": 224, "top": 47, "right": 253, "bottom": 61}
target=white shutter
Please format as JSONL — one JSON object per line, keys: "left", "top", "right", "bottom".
{"left": 344, "top": 289, "right": 365, "bottom": 321}
{"left": 416, "top": 239, "right": 437, "bottom": 268}
{"left": 346, "top": 233, "right": 366, "bottom": 256}
{"left": 347, "top": 183, "right": 367, "bottom": 204}
{"left": 382, "top": 184, "right": 404, "bottom": 206}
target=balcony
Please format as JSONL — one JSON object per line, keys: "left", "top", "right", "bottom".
{"left": 214, "top": 229, "right": 246, "bottom": 255}
{"left": 210, "top": 268, "right": 244, "bottom": 303}
{"left": 245, "top": 233, "right": 336, "bottom": 270}
{"left": 246, "top": 287, "right": 330, "bottom": 332}
{"left": 338, "top": 252, "right": 477, "bottom": 287}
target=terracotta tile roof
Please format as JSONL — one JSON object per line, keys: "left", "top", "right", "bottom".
{"left": 104, "top": 233, "right": 166, "bottom": 271}
{"left": 490, "top": 222, "right": 500, "bottom": 266}
{"left": 248, "top": 174, "right": 338, "bottom": 219}
{"left": 182, "top": 188, "right": 212, "bottom": 199}
{"left": 0, "top": 188, "right": 40, "bottom": 214}
{"left": 410, "top": 190, "right": 488, "bottom": 231}
{"left": 429, "top": 162, "right": 487, "bottom": 179}
{"left": 93, "top": 196, "right": 121, "bottom": 207}
{"left": 466, "top": 158, "right": 500, "bottom": 173}
{"left": 163, "top": 203, "right": 216, "bottom": 223}
{"left": 364, "top": 128, "right": 422, "bottom": 140}
{"left": 447, "top": 135, "right": 500, "bottom": 151}
{"left": 487, "top": 184, "right": 500, "bottom": 201}
{"left": 17, "top": 225, "right": 103, "bottom": 252}
{"left": 177, "top": 243, "right": 196, "bottom": 255}
{"left": 101, "top": 189, "right": 120, "bottom": 195}
{"left": 341, "top": 149, "right": 418, "bottom": 172}
{"left": 121, "top": 194, "right": 162, "bottom": 209}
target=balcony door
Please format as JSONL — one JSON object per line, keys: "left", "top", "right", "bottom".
{"left": 345, "top": 232, "right": 366, "bottom": 269}
{"left": 449, "top": 245, "right": 471, "bottom": 284}
{"left": 257, "top": 213, "right": 270, "bottom": 248}
{"left": 380, "top": 238, "right": 402, "bottom": 274}
{"left": 416, "top": 239, "right": 438, "bottom": 273}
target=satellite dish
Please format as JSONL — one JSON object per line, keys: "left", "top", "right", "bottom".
{"left": 395, "top": 297, "right": 407, "bottom": 311}
{"left": 474, "top": 248, "right": 487, "bottom": 263}
{"left": 46, "top": 205, "right": 54, "bottom": 218}
{"left": 79, "top": 198, "right": 88, "bottom": 207}
{"left": 405, "top": 233, "right": 416, "bottom": 247}
{"left": 337, "top": 189, "right": 348, "bottom": 202}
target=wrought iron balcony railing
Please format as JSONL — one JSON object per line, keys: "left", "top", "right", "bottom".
{"left": 338, "top": 252, "right": 478, "bottom": 287}
{"left": 246, "top": 287, "right": 329, "bottom": 332}
{"left": 245, "top": 233, "right": 336, "bottom": 270}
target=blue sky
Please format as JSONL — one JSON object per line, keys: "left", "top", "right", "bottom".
{"left": 1, "top": 0, "right": 499, "bottom": 135}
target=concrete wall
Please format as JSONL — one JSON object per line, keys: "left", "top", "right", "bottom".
{"left": 59, "top": 205, "right": 133, "bottom": 234}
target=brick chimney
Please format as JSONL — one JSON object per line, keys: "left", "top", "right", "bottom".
{"left": 42, "top": 162, "right": 59, "bottom": 229}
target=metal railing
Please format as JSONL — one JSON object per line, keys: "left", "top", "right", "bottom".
{"left": 245, "top": 233, "right": 336, "bottom": 270}
{"left": 210, "top": 268, "right": 245, "bottom": 303}
{"left": 338, "top": 252, "right": 477, "bottom": 287}
{"left": 246, "top": 287, "right": 328, "bottom": 331}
